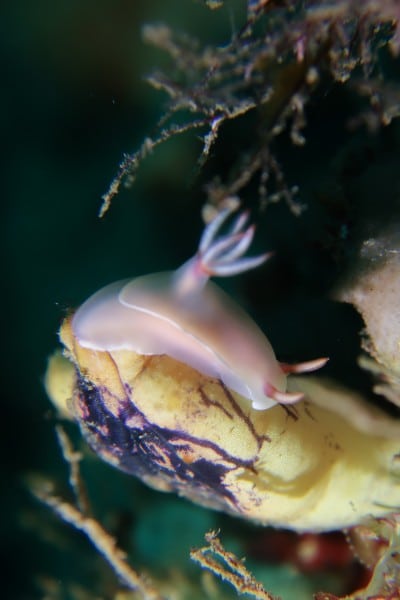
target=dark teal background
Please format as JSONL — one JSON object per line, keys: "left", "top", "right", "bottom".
{"left": 3, "top": 2, "right": 400, "bottom": 598}
{"left": 2, "top": 3, "right": 258, "bottom": 598}
{"left": 2, "top": 3, "right": 222, "bottom": 597}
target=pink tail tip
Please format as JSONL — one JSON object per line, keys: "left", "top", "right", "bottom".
{"left": 280, "top": 357, "right": 329, "bottom": 375}
{"left": 264, "top": 382, "right": 304, "bottom": 405}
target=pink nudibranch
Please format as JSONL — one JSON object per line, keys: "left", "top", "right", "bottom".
{"left": 72, "top": 207, "right": 327, "bottom": 410}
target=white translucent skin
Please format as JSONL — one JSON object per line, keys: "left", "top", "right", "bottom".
{"left": 72, "top": 271, "right": 286, "bottom": 410}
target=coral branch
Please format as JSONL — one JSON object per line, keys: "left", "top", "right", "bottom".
{"left": 191, "top": 530, "right": 279, "bottom": 599}
{"left": 100, "top": 118, "right": 208, "bottom": 217}
{"left": 55, "top": 425, "right": 91, "bottom": 515}
{"left": 101, "top": 0, "right": 400, "bottom": 216}
{"left": 31, "top": 480, "right": 164, "bottom": 600}
{"left": 30, "top": 426, "right": 164, "bottom": 600}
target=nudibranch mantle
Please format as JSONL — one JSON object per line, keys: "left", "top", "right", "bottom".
{"left": 72, "top": 207, "right": 325, "bottom": 410}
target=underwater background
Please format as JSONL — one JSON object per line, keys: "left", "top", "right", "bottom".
{"left": 3, "top": 1, "right": 400, "bottom": 599}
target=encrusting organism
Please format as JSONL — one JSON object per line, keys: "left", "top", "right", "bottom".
{"left": 47, "top": 206, "right": 400, "bottom": 532}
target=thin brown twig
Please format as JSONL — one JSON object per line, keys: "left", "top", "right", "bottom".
{"left": 100, "top": 118, "right": 209, "bottom": 217}
{"left": 191, "top": 530, "right": 280, "bottom": 600}
{"left": 31, "top": 480, "right": 165, "bottom": 600}
{"left": 55, "top": 425, "right": 91, "bottom": 515}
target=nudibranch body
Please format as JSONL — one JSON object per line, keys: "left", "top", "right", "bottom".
{"left": 72, "top": 207, "right": 325, "bottom": 410}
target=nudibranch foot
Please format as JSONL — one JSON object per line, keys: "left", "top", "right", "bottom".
{"left": 280, "top": 357, "right": 329, "bottom": 375}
